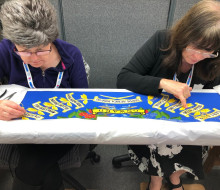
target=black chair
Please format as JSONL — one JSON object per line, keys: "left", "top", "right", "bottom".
{"left": 112, "top": 153, "right": 130, "bottom": 168}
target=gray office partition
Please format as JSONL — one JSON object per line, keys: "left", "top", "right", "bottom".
{"left": 49, "top": 0, "right": 65, "bottom": 40}
{"left": 172, "top": 0, "right": 201, "bottom": 25}
{"left": 173, "top": 0, "right": 220, "bottom": 25}
{"left": 61, "top": 0, "right": 170, "bottom": 88}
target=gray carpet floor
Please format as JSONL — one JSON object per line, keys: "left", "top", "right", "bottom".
{"left": 0, "top": 145, "right": 219, "bottom": 190}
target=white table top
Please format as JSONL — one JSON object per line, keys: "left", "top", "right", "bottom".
{"left": 0, "top": 84, "right": 220, "bottom": 145}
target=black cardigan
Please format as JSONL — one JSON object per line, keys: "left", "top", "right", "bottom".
{"left": 117, "top": 30, "right": 220, "bottom": 95}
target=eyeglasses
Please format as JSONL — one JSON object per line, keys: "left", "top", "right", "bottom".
{"left": 14, "top": 45, "right": 52, "bottom": 57}
{"left": 186, "top": 47, "right": 219, "bottom": 58}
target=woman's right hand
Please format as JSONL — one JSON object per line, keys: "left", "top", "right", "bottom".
{"left": 0, "top": 100, "right": 26, "bottom": 121}
{"left": 159, "top": 78, "right": 192, "bottom": 108}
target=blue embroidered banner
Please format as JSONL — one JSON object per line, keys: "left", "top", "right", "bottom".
{"left": 20, "top": 90, "right": 220, "bottom": 122}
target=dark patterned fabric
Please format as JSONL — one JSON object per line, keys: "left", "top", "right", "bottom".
{"left": 128, "top": 145, "right": 208, "bottom": 179}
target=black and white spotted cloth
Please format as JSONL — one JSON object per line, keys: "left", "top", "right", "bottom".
{"left": 128, "top": 144, "right": 208, "bottom": 179}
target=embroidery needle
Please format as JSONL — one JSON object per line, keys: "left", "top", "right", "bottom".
{"left": 0, "top": 89, "right": 7, "bottom": 98}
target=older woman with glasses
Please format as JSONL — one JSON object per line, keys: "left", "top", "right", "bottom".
{"left": 0, "top": 0, "right": 89, "bottom": 190}
{"left": 117, "top": 0, "right": 220, "bottom": 190}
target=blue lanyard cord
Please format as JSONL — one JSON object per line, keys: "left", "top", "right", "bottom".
{"left": 55, "top": 71, "right": 64, "bottom": 88}
{"left": 23, "top": 63, "right": 36, "bottom": 88}
{"left": 173, "top": 64, "right": 194, "bottom": 87}
{"left": 23, "top": 62, "right": 64, "bottom": 89}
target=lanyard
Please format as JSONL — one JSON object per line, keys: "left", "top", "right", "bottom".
{"left": 173, "top": 64, "right": 194, "bottom": 87}
{"left": 23, "top": 62, "right": 64, "bottom": 89}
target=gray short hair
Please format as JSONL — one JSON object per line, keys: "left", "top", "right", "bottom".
{"left": 0, "top": 0, "right": 59, "bottom": 48}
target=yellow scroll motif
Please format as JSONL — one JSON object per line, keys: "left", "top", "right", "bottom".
{"left": 65, "top": 93, "right": 84, "bottom": 109}
{"left": 166, "top": 101, "right": 182, "bottom": 113}
{"left": 22, "top": 112, "right": 44, "bottom": 120}
{"left": 49, "top": 97, "right": 71, "bottom": 113}
{"left": 194, "top": 108, "right": 220, "bottom": 121}
{"left": 152, "top": 94, "right": 169, "bottom": 110}
{"left": 180, "top": 102, "right": 204, "bottom": 117}
{"left": 166, "top": 102, "right": 194, "bottom": 113}
{"left": 92, "top": 109, "right": 146, "bottom": 115}
{"left": 93, "top": 95, "right": 142, "bottom": 104}
{"left": 32, "top": 101, "right": 58, "bottom": 117}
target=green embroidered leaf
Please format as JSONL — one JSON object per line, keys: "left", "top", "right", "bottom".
{"left": 171, "top": 116, "right": 182, "bottom": 120}
{"left": 68, "top": 112, "right": 76, "bottom": 118}
{"left": 152, "top": 110, "right": 162, "bottom": 119}
{"left": 57, "top": 116, "right": 67, "bottom": 119}
{"left": 155, "top": 113, "right": 162, "bottom": 119}
{"left": 130, "top": 114, "right": 144, "bottom": 118}
{"left": 161, "top": 112, "right": 170, "bottom": 119}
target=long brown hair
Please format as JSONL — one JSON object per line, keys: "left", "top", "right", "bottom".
{"left": 162, "top": 0, "right": 220, "bottom": 81}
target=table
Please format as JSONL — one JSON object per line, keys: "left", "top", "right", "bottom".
{"left": 0, "top": 84, "right": 220, "bottom": 145}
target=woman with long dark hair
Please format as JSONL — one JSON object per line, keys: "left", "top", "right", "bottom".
{"left": 117, "top": 1, "right": 220, "bottom": 189}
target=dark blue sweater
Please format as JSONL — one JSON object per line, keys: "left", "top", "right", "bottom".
{"left": 0, "top": 39, "right": 88, "bottom": 88}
